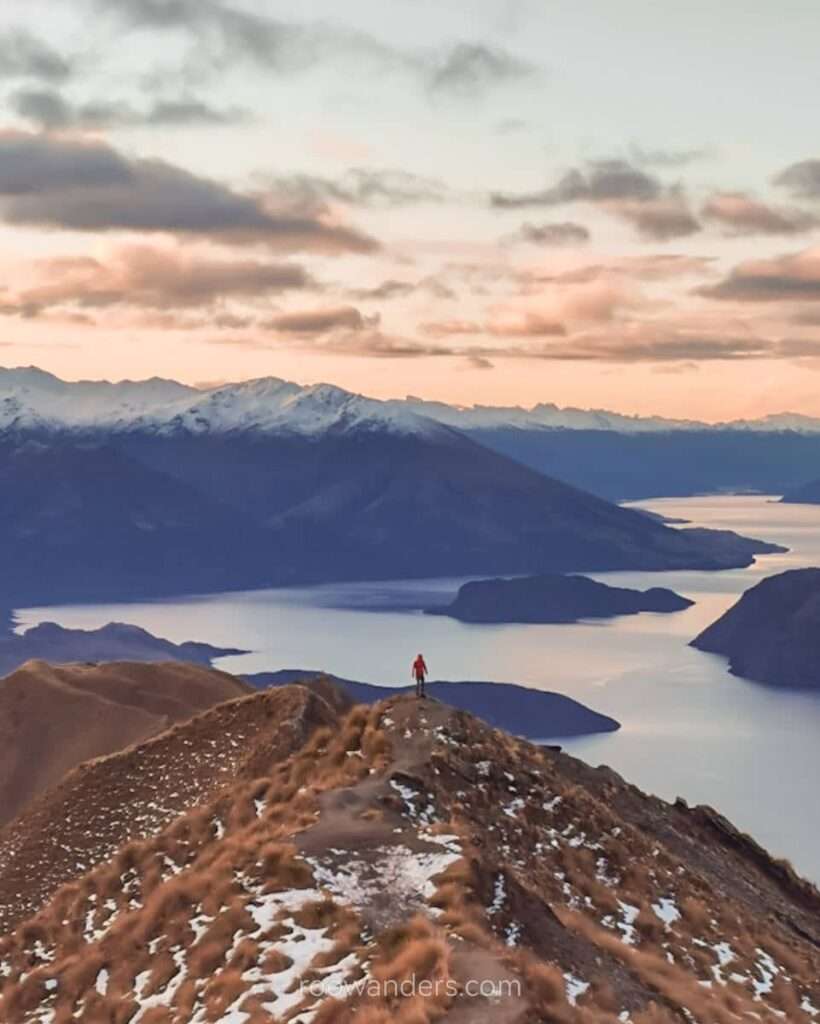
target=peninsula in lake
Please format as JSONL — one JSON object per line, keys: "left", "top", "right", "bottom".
{"left": 692, "top": 568, "right": 820, "bottom": 690}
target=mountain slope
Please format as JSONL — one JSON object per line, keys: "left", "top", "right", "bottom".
{"left": 782, "top": 477, "right": 820, "bottom": 504}
{"left": 4, "top": 367, "right": 820, "bottom": 504}
{"left": 119, "top": 428, "right": 781, "bottom": 581}
{"left": 692, "top": 568, "right": 820, "bottom": 689}
{"left": 0, "top": 689, "right": 817, "bottom": 1022}
{"left": 0, "top": 660, "right": 250, "bottom": 827}
{"left": 0, "top": 683, "right": 335, "bottom": 934}
{"left": 0, "top": 437, "right": 278, "bottom": 603}
{"left": 0, "top": 426, "right": 784, "bottom": 606}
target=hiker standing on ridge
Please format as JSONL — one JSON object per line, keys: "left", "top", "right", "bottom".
{"left": 412, "top": 653, "right": 428, "bottom": 698}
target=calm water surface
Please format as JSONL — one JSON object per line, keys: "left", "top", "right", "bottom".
{"left": 17, "top": 495, "right": 820, "bottom": 882}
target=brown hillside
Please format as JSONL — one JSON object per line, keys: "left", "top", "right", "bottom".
{"left": 0, "top": 660, "right": 250, "bottom": 828}
{"left": 0, "top": 690, "right": 817, "bottom": 1023}
{"left": 0, "top": 683, "right": 337, "bottom": 935}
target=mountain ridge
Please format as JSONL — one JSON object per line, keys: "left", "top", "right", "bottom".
{"left": 3, "top": 366, "right": 820, "bottom": 437}
{"left": 0, "top": 683, "right": 817, "bottom": 1022}
{"left": 0, "top": 659, "right": 250, "bottom": 828}
{"left": 0, "top": 422, "right": 786, "bottom": 605}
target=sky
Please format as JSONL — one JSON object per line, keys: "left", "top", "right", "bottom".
{"left": 1, "top": 1, "right": 820, "bottom": 419}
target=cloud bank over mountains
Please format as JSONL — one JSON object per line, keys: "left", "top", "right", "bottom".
{"left": 0, "top": 1, "right": 818, "bottom": 417}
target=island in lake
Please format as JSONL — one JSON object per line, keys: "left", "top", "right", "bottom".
{"left": 426, "top": 572, "right": 694, "bottom": 624}
{"left": 691, "top": 567, "right": 820, "bottom": 689}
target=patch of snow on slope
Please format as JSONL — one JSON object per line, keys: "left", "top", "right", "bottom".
{"left": 564, "top": 972, "right": 590, "bottom": 1006}
{"left": 616, "top": 901, "right": 640, "bottom": 945}
{"left": 652, "top": 897, "right": 680, "bottom": 927}
{"left": 307, "top": 842, "right": 461, "bottom": 916}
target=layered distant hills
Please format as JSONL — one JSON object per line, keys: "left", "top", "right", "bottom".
{"left": 0, "top": 620, "right": 245, "bottom": 678}
{"left": 402, "top": 394, "right": 820, "bottom": 500}
{"left": 0, "top": 369, "right": 786, "bottom": 603}
{"left": 1, "top": 675, "right": 817, "bottom": 1021}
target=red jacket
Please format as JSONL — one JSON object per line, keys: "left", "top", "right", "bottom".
{"left": 412, "top": 656, "right": 427, "bottom": 679}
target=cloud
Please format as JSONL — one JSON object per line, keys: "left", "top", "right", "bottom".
{"left": 326, "top": 328, "right": 790, "bottom": 364}
{"left": 422, "top": 319, "right": 484, "bottom": 337}
{"left": 207, "top": 316, "right": 810, "bottom": 365}
{"left": 263, "top": 306, "right": 372, "bottom": 333}
{"left": 490, "top": 160, "right": 660, "bottom": 208}
{"left": 610, "top": 194, "right": 700, "bottom": 241}
{"left": 777, "top": 337, "right": 820, "bottom": 358}
{"left": 428, "top": 43, "right": 532, "bottom": 95}
{"left": 9, "top": 89, "right": 72, "bottom": 130}
{"left": 347, "top": 280, "right": 416, "bottom": 300}
{"left": 11, "top": 88, "right": 245, "bottom": 129}
{"left": 0, "top": 132, "right": 133, "bottom": 193}
{"left": 466, "top": 353, "right": 494, "bottom": 369}
{"left": 319, "top": 330, "right": 459, "bottom": 358}
{"left": 424, "top": 313, "right": 567, "bottom": 338}
{"left": 491, "top": 160, "right": 700, "bottom": 240}
{"left": 0, "top": 31, "right": 71, "bottom": 82}
{"left": 512, "top": 221, "right": 590, "bottom": 246}
{"left": 0, "top": 132, "right": 376, "bottom": 252}
{"left": 457, "top": 324, "right": 803, "bottom": 363}
{"left": 347, "top": 276, "right": 455, "bottom": 301}
{"left": 511, "top": 273, "right": 648, "bottom": 323}
{"left": 541, "top": 330, "right": 769, "bottom": 362}
{"left": 535, "top": 254, "right": 715, "bottom": 284}
{"left": 0, "top": 245, "right": 312, "bottom": 316}
{"left": 267, "top": 169, "right": 449, "bottom": 209}
{"left": 98, "top": 0, "right": 530, "bottom": 96}
{"left": 211, "top": 326, "right": 461, "bottom": 359}
{"left": 699, "top": 248, "right": 820, "bottom": 302}
{"left": 485, "top": 312, "right": 567, "bottom": 337}
{"left": 774, "top": 160, "right": 820, "bottom": 199}
{"left": 702, "top": 192, "right": 817, "bottom": 235}
{"left": 629, "top": 143, "right": 712, "bottom": 168}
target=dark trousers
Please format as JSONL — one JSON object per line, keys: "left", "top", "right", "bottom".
{"left": 415, "top": 674, "right": 426, "bottom": 697}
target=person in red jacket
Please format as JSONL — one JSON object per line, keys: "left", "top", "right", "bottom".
{"left": 412, "top": 653, "right": 428, "bottom": 698}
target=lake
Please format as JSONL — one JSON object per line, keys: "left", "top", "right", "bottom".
{"left": 16, "top": 495, "right": 820, "bottom": 883}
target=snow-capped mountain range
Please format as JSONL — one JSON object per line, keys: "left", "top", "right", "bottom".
{"left": 0, "top": 367, "right": 443, "bottom": 438}
{"left": 2, "top": 365, "right": 820, "bottom": 436}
